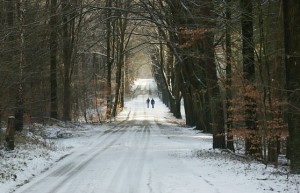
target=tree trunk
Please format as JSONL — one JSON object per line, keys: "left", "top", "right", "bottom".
{"left": 204, "top": 32, "right": 226, "bottom": 149}
{"left": 62, "top": 0, "right": 71, "bottom": 121}
{"left": 15, "top": 0, "right": 25, "bottom": 131}
{"left": 49, "top": 0, "right": 58, "bottom": 119}
{"left": 194, "top": 92, "right": 211, "bottom": 133}
{"left": 182, "top": 89, "right": 196, "bottom": 127}
{"left": 62, "top": 0, "right": 77, "bottom": 121}
{"left": 283, "top": 0, "right": 300, "bottom": 174}
{"left": 170, "top": 48, "right": 182, "bottom": 119}
{"left": 112, "top": 22, "right": 125, "bottom": 117}
{"left": 172, "top": 57, "right": 182, "bottom": 119}
{"left": 6, "top": 0, "right": 15, "bottom": 123}
{"left": 201, "top": 0, "right": 226, "bottom": 149}
{"left": 225, "top": 0, "right": 234, "bottom": 151}
{"left": 120, "top": 57, "right": 125, "bottom": 108}
{"left": 5, "top": 116, "right": 15, "bottom": 150}
{"left": 241, "top": 0, "right": 260, "bottom": 156}
{"left": 105, "top": 0, "right": 113, "bottom": 120}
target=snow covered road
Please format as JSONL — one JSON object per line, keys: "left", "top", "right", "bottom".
{"left": 17, "top": 101, "right": 204, "bottom": 193}
{"left": 10, "top": 79, "right": 300, "bottom": 193}
{"left": 14, "top": 92, "right": 207, "bottom": 193}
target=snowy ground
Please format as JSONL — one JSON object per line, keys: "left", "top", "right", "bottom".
{"left": 0, "top": 78, "right": 299, "bottom": 193}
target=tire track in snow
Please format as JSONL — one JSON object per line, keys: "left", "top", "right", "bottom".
{"left": 45, "top": 112, "right": 138, "bottom": 193}
{"left": 128, "top": 122, "right": 151, "bottom": 193}
{"left": 14, "top": 111, "right": 133, "bottom": 193}
{"left": 46, "top": 129, "right": 129, "bottom": 193}
{"left": 105, "top": 120, "right": 151, "bottom": 193}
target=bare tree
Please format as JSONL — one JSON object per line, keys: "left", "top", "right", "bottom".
{"left": 283, "top": 0, "right": 300, "bottom": 174}
{"left": 62, "top": 0, "right": 83, "bottom": 121}
{"left": 224, "top": 0, "right": 234, "bottom": 152}
{"left": 240, "top": 0, "right": 260, "bottom": 156}
{"left": 14, "top": 0, "right": 25, "bottom": 131}
{"left": 105, "top": 0, "right": 113, "bottom": 120}
{"left": 49, "top": 0, "right": 58, "bottom": 119}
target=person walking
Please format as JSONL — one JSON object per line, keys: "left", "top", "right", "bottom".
{"left": 151, "top": 98, "right": 155, "bottom": 108}
{"left": 146, "top": 98, "right": 150, "bottom": 108}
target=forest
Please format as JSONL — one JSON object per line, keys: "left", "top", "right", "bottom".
{"left": 0, "top": 0, "right": 300, "bottom": 174}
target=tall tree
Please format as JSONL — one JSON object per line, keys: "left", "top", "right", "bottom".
{"left": 283, "top": 0, "right": 300, "bottom": 174}
{"left": 225, "top": 0, "right": 234, "bottom": 151}
{"left": 62, "top": 0, "right": 72, "bottom": 121}
{"left": 165, "top": 0, "right": 210, "bottom": 129}
{"left": 6, "top": 0, "right": 14, "bottom": 125}
{"left": 202, "top": 0, "right": 226, "bottom": 149}
{"left": 14, "top": 0, "right": 25, "bottom": 131}
{"left": 49, "top": 0, "right": 58, "bottom": 119}
{"left": 240, "top": 0, "right": 259, "bottom": 156}
{"left": 62, "top": 0, "right": 82, "bottom": 121}
{"left": 112, "top": 0, "right": 128, "bottom": 117}
{"left": 105, "top": 0, "right": 113, "bottom": 120}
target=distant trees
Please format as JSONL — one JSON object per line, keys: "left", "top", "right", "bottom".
{"left": 143, "top": 0, "right": 226, "bottom": 148}
{"left": 0, "top": 0, "right": 111, "bottom": 125}
{"left": 143, "top": 0, "right": 296, "bottom": 168}
{"left": 215, "top": 0, "right": 288, "bottom": 163}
